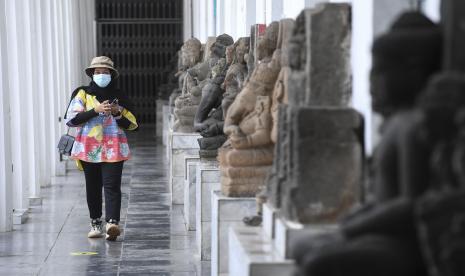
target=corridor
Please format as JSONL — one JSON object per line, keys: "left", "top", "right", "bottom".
{"left": 0, "top": 127, "right": 208, "bottom": 276}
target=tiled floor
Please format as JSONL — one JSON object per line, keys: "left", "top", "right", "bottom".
{"left": 0, "top": 127, "right": 210, "bottom": 275}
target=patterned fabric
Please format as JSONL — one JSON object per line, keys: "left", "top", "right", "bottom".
{"left": 66, "top": 89, "right": 138, "bottom": 166}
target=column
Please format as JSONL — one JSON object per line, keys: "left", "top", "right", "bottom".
{"left": 184, "top": 0, "right": 193, "bottom": 40}
{"left": 0, "top": 0, "right": 13, "bottom": 232}
{"left": 22, "top": 0, "right": 42, "bottom": 205}
{"left": 215, "top": 0, "right": 224, "bottom": 35}
{"left": 6, "top": 0, "right": 30, "bottom": 220}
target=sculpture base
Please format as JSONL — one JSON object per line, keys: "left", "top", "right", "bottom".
{"left": 195, "top": 160, "right": 221, "bottom": 260}
{"left": 211, "top": 191, "right": 256, "bottom": 276}
{"left": 169, "top": 132, "right": 201, "bottom": 205}
{"left": 274, "top": 216, "right": 339, "bottom": 259}
{"left": 199, "top": 149, "right": 218, "bottom": 158}
{"left": 184, "top": 156, "right": 200, "bottom": 230}
{"left": 228, "top": 226, "right": 295, "bottom": 276}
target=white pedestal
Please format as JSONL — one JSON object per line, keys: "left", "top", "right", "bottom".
{"left": 274, "top": 216, "right": 339, "bottom": 258}
{"left": 229, "top": 226, "right": 295, "bottom": 276}
{"left": 13, "top": 209, "right": 28, "bottom": 225}
{"left": 262, "top": 203, "right": 277, "bottom": 239}
{"left": 195, "top": 161, "right": 221, "bottom": 260}
{"left": 169, "top": 132, "right": 201, "bottom": 205}
{"left": 184, "top": 156, "right": 200, "bottom": 230}
{"left": 211, "top": 191, "right": 256, "bottom": 276}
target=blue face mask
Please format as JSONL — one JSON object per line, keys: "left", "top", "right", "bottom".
{"left": 93, "top": 74, "right": 111, "bottom": 88}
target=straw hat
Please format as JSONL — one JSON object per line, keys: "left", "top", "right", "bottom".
{"left": 85, "top": 56, "right": 119, "bottom": 78}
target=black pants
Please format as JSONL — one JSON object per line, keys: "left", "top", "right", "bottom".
{"left": 81, "top": 161, "right": 124, "bottom": 222}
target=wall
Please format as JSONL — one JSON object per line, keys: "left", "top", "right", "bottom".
{"left": 0, "top": 0, "right": 96, "bottom": 232}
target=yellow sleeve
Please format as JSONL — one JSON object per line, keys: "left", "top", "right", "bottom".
{"left": 121, "top": 108, "right": 138, "bottom": 131}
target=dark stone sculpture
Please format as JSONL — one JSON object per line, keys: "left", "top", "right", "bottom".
{"left": 292, "top": 12, "right": 442, "bottom": 276}
{"left": 192, "top": 34, "right": 234, "bottom": 156}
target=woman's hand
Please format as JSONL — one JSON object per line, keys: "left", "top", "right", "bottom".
{"left": 95, "top": 100, "right": 111, "bottom": 114}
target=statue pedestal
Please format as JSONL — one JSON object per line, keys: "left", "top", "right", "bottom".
{"left": 228, "top": 226, "right": 295, "bottom": 276}
{"left": 211, "top": 191, "right": 256, "bottom": 276}
{"left": 274, "top": 216, "right": 339, "bottom": 258}
{"left": 184, "top": 156, "right": 200, "bottom": 230}
{"left": 162, "top": 104, "right": 170, "bottom": 146}
{"left": 263, "top": 203, "right": 277, "bottom": 239}
{"left": 195, "top": 160, "right": 220, "bottom": 260}
{"left": 169, "top": 132, "right": 201, "bottom": 205}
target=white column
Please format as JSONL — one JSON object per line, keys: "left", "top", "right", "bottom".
{"left": 6, "top": 0, "right": 30, "bottom": 219}
{"left": 215, "top": 0, "right": 225, "bottom": 35}
{"left": 184, "top": 0, "right": 193, "bottom": 40}
{"left": 0, "top": 0, "right": 13, "bottom": 232}
{"left": 22, "top": 0, "right": 42, "bottom": 205}
{"left": 270, "top": 0, "right": 283, "bottom": 21}
{"left": 207, "top": 0, "right": 216, "bottom": 36}
{"left": 422, "top": 0, "right": 440, "bottom": 22}
{"left": 245, "top": 0, "right": 256, "bottom": 36}
{"left": 255, "top": 0, "right": 266, "bottom": 24}
{"left": 199, "top": 0, "right": 208, "bottom": 42}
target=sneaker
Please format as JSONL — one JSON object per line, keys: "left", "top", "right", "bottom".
{"left": 105, "top": 219, "right": 120, "bottom": 241}
{"left": 87, "top": 219, "right": 104, "bottom": 238}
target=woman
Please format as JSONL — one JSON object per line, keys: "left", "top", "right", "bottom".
{"left": 65, "top": 56, "right": 138, "bottom": 241}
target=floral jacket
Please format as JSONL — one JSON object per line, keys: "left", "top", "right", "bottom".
{"left": 65, "top": 89, "right": 138, "bottom": 169}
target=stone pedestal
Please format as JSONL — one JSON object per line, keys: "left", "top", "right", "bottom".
{"left": 263, "top": 203, "right": 277, "bottom": 239}
{"left": 274, "top": 216, "right": 339, "bottom": 259}
{"left": 169, "top": 132, "right": 201, "bottom": 205}
{"left": 162, "top": 104, "right": 170, "bottom": 146}
{"left": 229, "top": 226, "right": 295, "bottom": 276}
{"left": 195, "top": 160, "right": 221, "bottom": 260}
{"left": 13, "top": 209, "right": 28, "bottom": 225}
{"left": 211, "top": 191, "right": 256, "bottom": 276}
{"left": 184, "top": 156, "right": 200, "bottom": 230}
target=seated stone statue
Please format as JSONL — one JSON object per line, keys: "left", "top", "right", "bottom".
{"left": 222, "top": 37, "right": 250, "bottom": 118}
{"left": 243, "top": 18, "right": 295, "bottom": 226}
{"left": 292, "top": 12, "right": 442, "bottom": 276}
{"left": 174, "top": 35, "right": 233, "bottom": 133}
{"left": 172, "top": 38, "right": 203, "bottom": 132}
{"left": 219, "top": 22, "right": 280, "bottom": 197}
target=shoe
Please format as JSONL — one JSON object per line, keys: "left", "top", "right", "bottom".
{"left": 88, "top": 219, "right": 104, "bottom": 238}
{"left": 105, "top": 219, "right": 120, "bottom": 241}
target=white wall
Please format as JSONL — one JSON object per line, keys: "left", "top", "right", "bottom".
{"left": 0, "top": 0, "right": 96, "bottom": 232}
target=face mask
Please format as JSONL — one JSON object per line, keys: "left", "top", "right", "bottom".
{"left": 93, "top": 74, "right": 111, "bottom": 88}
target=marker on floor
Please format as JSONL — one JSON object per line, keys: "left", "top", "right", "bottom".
{"left": 70, "top": 252, "right": 99, "bottom": 256}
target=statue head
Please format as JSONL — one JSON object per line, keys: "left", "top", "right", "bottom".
{"left": 181, "top": 38, "right": 202, "bottom": 69}
{"left": 210, "top": 34, "right": 234, "bottom": 59}
{"left": 257, "top": 22, "right": 279, "bottom": 61}
{"left": 370, "top": 12, "right": 442, "bottom": 117}
{"left": 235, "top": 37, "right": 250, "bottom": 64}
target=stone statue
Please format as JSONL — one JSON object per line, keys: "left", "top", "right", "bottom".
{"left": 222, "top": 37, "right": 250, "bottom": 119}
{"left": 191, "top": 35, "right": 234, "bottom": 156}
{"left": 171, "top": 38, "right": 203, "bottom": 132}
{"left": 174, "top": 35, "right": 233, "bottom": 133}
{"left": 292, "top": 12, "right": 442, "bottom": 276}
{"left": 242, "top": 19, "right": 295, "bottom": 226}
{"left": 218, "top": 21, "right": 280, "bottom": 197}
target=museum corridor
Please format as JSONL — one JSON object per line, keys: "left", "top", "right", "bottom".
{"left": 0, "top": 127, "right": 209, "bottom": 275}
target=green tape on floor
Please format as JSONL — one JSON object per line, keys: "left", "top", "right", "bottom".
{"left": 70, "top": 252, "right": 98, "bottom": 256}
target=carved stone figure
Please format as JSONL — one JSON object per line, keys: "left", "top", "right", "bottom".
{"left": 243, "top": 19, "right": 295, "bottom": 226}
{"left": 174, "top": 35, "right": 233, "bottom": 133}
{"left": 218, "top": 22, "right": 280, "bottom": 197}
{"left": 292, "top": 11, "right": 442, "bottom": 276}
{"left": 222, "top": 37, "right": 250, "bottom": 119}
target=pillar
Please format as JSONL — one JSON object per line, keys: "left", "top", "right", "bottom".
{"left": 0, "top": 0, "right": 13, "bottom": 232}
